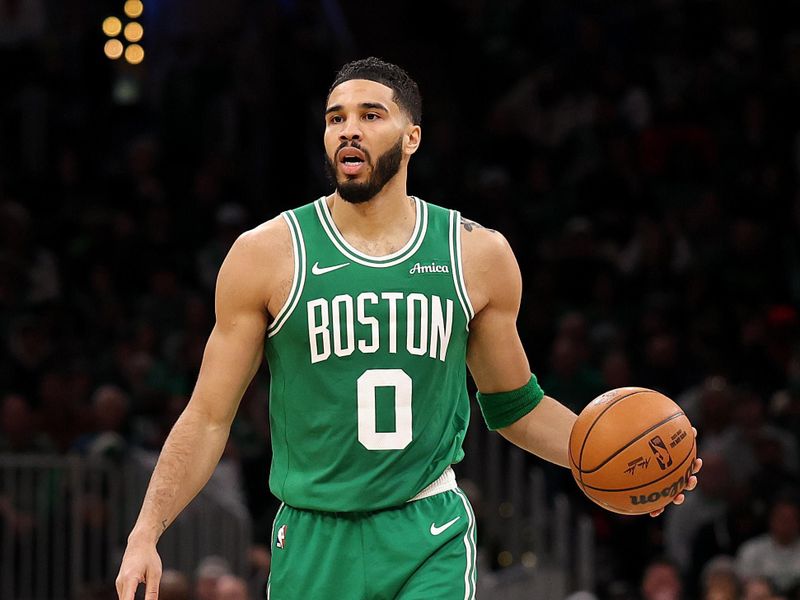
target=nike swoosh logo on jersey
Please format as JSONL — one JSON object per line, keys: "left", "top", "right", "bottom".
{"left": 430, "top": 516, "right": 461, "bottom": 536}
{"left": 311, "top": 261, "right": 350, "bottom": 275}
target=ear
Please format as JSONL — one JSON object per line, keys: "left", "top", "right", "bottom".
{"left": 404, "top": 125, "right": 422, "bottom": 156}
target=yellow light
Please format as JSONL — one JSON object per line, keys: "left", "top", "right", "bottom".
{"left": 104, "top": 39, "right": 124, "bottom": 60}
{"left": 124, "top": 22, "right": 144, "bottom": 42}
{"left": 102, "top": 16, "right": 122, "bottom": 37}
{"left": 124, "top": 0, "right": 143, "bottom": 18}
{"left": 498, "top": 551, "right": 513, "bottom": 568}
{"left": 125, "top": 43, "right": 145, "bottom": 65}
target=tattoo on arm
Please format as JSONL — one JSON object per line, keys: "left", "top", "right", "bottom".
{"left": 460, "top": 217, "right": 497, "bottom": 234}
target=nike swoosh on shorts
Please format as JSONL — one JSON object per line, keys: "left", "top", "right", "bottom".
{"left": 430, "top": 516, "right": 461, "bottom": 536}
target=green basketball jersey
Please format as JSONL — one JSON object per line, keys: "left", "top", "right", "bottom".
{"left": 264, "top": 197, "right": 474, "bottom": 512}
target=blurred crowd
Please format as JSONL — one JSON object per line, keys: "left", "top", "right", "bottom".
{"left": 2, "top": 0, "right": 800, "bottom": 598}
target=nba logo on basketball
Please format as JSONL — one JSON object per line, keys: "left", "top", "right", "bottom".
{"left": 276, "top": 525, "right": 287, "bottom": 549}
{"left": 648, "top": 436, "right": 673, "bottom": 470}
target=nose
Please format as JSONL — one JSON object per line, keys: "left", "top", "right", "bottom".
{"left": 339, "top": 119, "right": 362, "bottom": 142}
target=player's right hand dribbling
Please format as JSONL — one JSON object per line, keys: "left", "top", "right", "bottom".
{"left": 115, "top": 540, "right": 163, "bottom": 600}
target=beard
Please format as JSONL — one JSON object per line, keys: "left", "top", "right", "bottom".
{"left": 324, "top": 137, "right": 404, "bottom": 204}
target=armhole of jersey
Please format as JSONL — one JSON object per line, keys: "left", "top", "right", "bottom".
{"left": 267, "top": 211, "right": 306, "bottom": 337}
{"left": 449, "top": 210, "right": 475, "bottom": 330}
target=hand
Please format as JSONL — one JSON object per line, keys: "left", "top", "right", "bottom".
{"left": 649, "top": 427, "right": 702, "bottom": 517}
{"left": 115, "top": 538, "right": 163, "bottom": 600}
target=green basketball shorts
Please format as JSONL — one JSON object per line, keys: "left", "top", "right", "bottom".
{"left": 267, "top": 486, "right": 477, "bottom": 599}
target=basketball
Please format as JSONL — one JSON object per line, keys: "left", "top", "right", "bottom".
{"left": 569, "top": 387, "right": 696, "bottom": 515}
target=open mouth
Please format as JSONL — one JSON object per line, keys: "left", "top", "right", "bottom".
{"left": 339, "top": 148, "right": 366, "bottom": 175}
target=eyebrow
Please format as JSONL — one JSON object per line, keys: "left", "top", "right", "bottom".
{"left": 325, "top": 102, "right": 390, "bottom": 115}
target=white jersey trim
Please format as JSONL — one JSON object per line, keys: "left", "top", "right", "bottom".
{"left": 314, "top": 196, "right": 428, "bottom": 267}
{"left": 267, "top": 211, "right": 306, "bottom": 337}
{"left": 454, "top": 488, "right": 477, "bottom": 600}
{"left": 449, "top": 210, "right": 475, "bottom": 330}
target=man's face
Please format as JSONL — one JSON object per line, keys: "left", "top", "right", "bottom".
{"left": 642, "top": 564, "right": 682, "bottom": 600}
{"left": 323, "top": 79, "right": 418, "bottom": 203}
{"left": 769, "top": 502, "right": 799, "bottom": 545}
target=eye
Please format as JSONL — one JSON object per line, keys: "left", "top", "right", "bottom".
{"left": 329, "top": 115, "right": 343, "bottom": 124}
{"left": 364, "top": 112, "right": 380, "bottom": 121}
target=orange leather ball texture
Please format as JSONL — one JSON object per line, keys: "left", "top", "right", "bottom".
{"left": 569, "top": 387, "right": 696, "bottom": 515}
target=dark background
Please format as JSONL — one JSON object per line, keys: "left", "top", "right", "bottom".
{"left": 2, "top": 1, "right": 800, "bottom": 599}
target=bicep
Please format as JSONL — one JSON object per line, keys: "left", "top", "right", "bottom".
{"left": 188, "top": 236, "right": 270, "bottom": 426}
{"left": 466, "top": 305, "right": 532, "bottom": 393}
{"left": 465, "top": 234, "right": 532, "bottom": 393}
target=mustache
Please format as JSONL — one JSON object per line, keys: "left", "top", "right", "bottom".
{"left": 336, "top": 141, "right": 371, "bottom": 162}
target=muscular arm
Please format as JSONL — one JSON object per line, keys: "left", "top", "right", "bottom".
{"left": 462, "top": 222, "right": 576, "bottom": 468}
{"left": 117, "top": 219, "right": 293, "bottom": 599}
{"left": 461, "top": 219, "right": 699, "bottom": 511}
{"left": 128, "top": 230, "right": 272, "bottom": 544}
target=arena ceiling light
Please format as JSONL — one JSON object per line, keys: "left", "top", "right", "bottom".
{"left": 103, "top": 1, "right": 145, "bottom": 64}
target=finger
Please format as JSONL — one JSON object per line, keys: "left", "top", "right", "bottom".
{"left": 671, "top": 493, "right": 685, "bottom": 506}
{"left": 144, "top": 568, "right": 161, "bottom": 600}
{"left": 692, "top": 457, "right": 703, "bottom": 474}
{"left": 117, "top": 577, "right": 139, "bottom": 600}
{"left": 649, "top": 508, "right": 665, "bottom": 517}
{"left": 692, "top": 426, "right": 697, "bottom": 437}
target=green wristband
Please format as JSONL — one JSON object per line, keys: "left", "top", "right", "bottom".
{"left": 475, "top": 374, "right": 544, "bottom": 431}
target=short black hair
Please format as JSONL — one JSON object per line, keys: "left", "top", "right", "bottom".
{"left": 328, "top": 57, "right": 422, "bottom": 125}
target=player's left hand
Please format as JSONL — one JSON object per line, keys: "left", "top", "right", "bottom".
{"left": 649, "top": 427, "right": 702, "bottom": 517}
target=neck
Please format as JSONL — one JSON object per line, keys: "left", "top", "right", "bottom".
{"left": 328, "top": 175, "right": 415, "bottom": 239}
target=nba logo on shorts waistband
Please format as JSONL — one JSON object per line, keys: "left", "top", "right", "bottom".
{"left": 276, "top": 524, "right": 287, "bottom": 549}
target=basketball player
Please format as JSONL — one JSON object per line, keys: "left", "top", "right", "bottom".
{"left": 116, "top": 57, "right": 701, "bottom": 600}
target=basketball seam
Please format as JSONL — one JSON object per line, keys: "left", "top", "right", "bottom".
{"left": 579, "top": 411, "right": 686, "bottom": 474}
{"left": 574, "top": 389, "right": 650, "bottom": 490}
{"left": 580, "top": 436, "right": 696, "bottom": 493}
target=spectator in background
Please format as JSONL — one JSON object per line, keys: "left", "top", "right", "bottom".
{"left": 71, "top": 384, "right": 131, "bottom": 461}
{"left": 741, "top": 575, "right": 783, "bottom": 600}
{"left": 664, "top": 452, "right": 732, "bottom": 573}
{"left": 2, "top": 1, "right": 800, "bottom": 598}
{"left": 678, "top": 375, "right": 733, "bottom": 445}
{"left": 541, "top": 330, "right": 604, "bottom": 414}
{"left": 566, "top": 592, "right": 599, "bottom": 600}
{"left": 0, "top": 392, "right": 55, "bottom": 453}
{"left": 159, "top": 569, "right": 191, "bottom": 600}
{"left": 640, "top": 556, "right": 684, "bottom": 600}
{"left": 688, "top": 482, "right": 763, "bottom": 593}
{"left": 216, "top": 574, "right": 251, "bottom": 600}
{"left": 735, "top": 495, "right": 800, "bottom": 596}
{"left": 699, "top": 555, "right": 741, "bottom": 600}
{"left": 600, "top": 350, "right": 634, "bottom": 391}
{"left": 0, "top": 201, "right": 60, "bottom": 304}
{"left": 712, "top": 388, "right": 799, "bottom": 488}
{"left": 196, "top": 202, "right": 249, "bottom": 291}
{"left": 194, "top": 555, "right": 232, "bottom": 600}
{"left": 4, "top": 314, "right": 55, "bottom": 399}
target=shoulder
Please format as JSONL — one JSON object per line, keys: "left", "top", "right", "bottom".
{"left": 241, "top": 215, "right": 291, "bottom": 247}
{"left": 217, "top": 214, "right": 293, "bottom": 295}
{"left": 234, "top": 214, "right": 291, "bottom": 254}
{"left": 459, "top": 215, "right": 521, "bottom": 314}
{"left": 460, "top": 215, "right": 519, "bottom": 279}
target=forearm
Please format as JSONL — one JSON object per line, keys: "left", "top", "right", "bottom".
{"left": 497, "top": 396, "right": 577, "bottom": 468}
{"left": 129, "top": 405, "right": 231, "bottom": 544}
